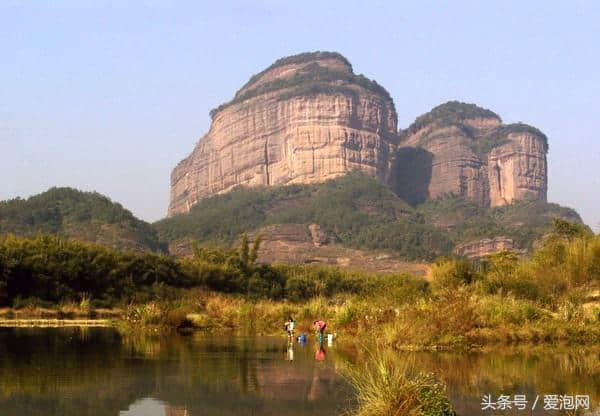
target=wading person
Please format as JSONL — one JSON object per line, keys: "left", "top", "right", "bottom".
{"left": 284, "top": 316, "right": 295, "bottom": 339}
{"left": 313, "top": 320, "right": 327, "bottom": 343}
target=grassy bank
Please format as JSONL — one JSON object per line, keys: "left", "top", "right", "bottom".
{"left": 1, "top": 220, "right": 599, "bottom": 348}
{"left": 119, "top": 220, "right": 600, "bottom": 348}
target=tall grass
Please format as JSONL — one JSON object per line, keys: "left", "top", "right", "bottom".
{"left": 343, "top": 348, "right": 456, "bottom": 416}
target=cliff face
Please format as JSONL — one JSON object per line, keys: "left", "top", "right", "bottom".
{"left": 169, "top": 52, "right": 397, "bottom": 216}
{"left": 488, "top": 131, "right": 548, "bottom": 207}
{"left": 454, "top": 236, "right": 518, "bottom": 259}
{"left": 169, "top": 53, "right": 549, "bottom": 216}
{"left": 395, "top": 102, "right": 548, "bottom": 208}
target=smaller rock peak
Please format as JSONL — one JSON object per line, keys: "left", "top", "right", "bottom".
{"left": 492, "top": 123, "right": 549, "bottom": 150}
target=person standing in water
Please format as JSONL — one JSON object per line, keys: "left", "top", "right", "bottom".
{"left": 313, "top": 320, "right": 327, "bottom": 343}
{"left": 284, "top": 316, "right": 295, "bottom": 339}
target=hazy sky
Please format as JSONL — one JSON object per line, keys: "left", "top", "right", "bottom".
{"left": 2, "top": 1, "right": 599, "bottom": 230}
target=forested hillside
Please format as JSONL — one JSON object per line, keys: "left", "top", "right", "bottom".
{"left": 0, "top": 187, "right": 165, "bottom": 252}
{"left": 155, "top": 172, "right": 584, "bottom": 260}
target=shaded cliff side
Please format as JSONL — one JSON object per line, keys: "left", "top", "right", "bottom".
{"left": 169, "top": 51, "right": 397, "bottom": 216}
{"left": 395, "top": 101, "right": 548, "bottom": 208}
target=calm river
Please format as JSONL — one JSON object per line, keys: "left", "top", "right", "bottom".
{"left": 0, "top": 327, "right": 597, "bottom": 415}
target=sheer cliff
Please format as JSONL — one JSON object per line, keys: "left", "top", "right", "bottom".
{"left": 168, "top": 52, "right": 397, "bottom": 216}
{"left": 168, "top": 53, "right": 549, "bottom": 217}
{"left": 394, "top": 102, "right": 548, "bottom": 208}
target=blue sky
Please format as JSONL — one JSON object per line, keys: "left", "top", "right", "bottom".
{"left": 1, "top": 1, "right": 599, "bottom": 230}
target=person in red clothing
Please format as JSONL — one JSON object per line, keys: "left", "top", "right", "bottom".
{"left": 313, "top": 320, "right": 327, "bottom": 342}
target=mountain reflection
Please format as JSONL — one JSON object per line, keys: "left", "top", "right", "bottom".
{"left": 0, "top": 328, "right": 350, "bottom": 416}
{"left": 0, "top": 328, "right": 598, "bottom": 416}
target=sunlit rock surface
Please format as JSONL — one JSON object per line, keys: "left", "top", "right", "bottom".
{"left": 169, "top": 52, "right": 397, "bottom": 216}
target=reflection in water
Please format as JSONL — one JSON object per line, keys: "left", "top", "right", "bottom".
{"left": 0, "top": 328, "right": 598, "bottom": 415}
{"left": 0, "top": 328, "right": 349, "bottom": 416}
{"left": 165, "top": 405, "right": 189, "bottom": 416}
{"left": 314, "top": 341, "right": 327, "bottom": 361}
{"left": 286, "top": 340, "right": 295, "bottom": 361}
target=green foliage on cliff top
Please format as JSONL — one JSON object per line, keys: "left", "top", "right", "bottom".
{"left": 210, "top": 54, "right": 393, "bottom": 119}
{"left": 487, "top": 123, "right": 549, "bottom": 150}
{"left": 239, "top": 51, "right": 353, "bottom": 92}
{"left": 405, "top": 101, "right": 501, "bottom": 135}
{"left": 155, "top": 172, "right": 583, "bottom": 259}
{"left": 401, "top": 102, "right": 548, "bottom": 158}
{"left": 0, "top": 187, "right": 165, "bottom": 252}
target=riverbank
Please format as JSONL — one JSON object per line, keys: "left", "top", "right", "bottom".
{"left": 2, "top": 286, "right": 598, "bottom": 348}
{"left": 2, "top": 287, "right": 598, "bottom": 348}
{"left": 0, "top": 306, "right": 121, "bottom": 319}
{"left": 1, "top": 224, "right": 599, "bottom": 349}
{"left": 113, "top": 286, "right": 600, "bottom": 349}
{"left": 0, "top": 318, "right": 111, "bottom": 327}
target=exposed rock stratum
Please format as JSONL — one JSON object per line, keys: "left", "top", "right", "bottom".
{"left": 169, "top": 52, "right": 397, "bottom": 216}
{"left": 169, "top": 52, "right": 548, "bottom": 216}
{"left": 395, "top": 102, "right": 548, "bottom": 208}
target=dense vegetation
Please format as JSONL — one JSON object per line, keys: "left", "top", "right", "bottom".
{"left": 0, "top": 234, "right": 187, "bottom": 307}
{"left": 155, "top": 172, "right": 453, "bottom": 261}
{"left": 0, "top": 233, "right": 409, "bottom": 308}
{"left": 1, "top": 219, "right": 598, "bottom": 349}
{"left": 210, "top": 55, "right": 393, "bottom": 118}
{"left": 418, "top": 194, "right": 583, "bottom": 250}
{"left": 155, "top": 172, "right": 582, "bottom": 259}
{"left": 0, "top": 187, "right": 164, "bottom": 252}
{"left": 135, "top": 219, "right": 598, "bottom": 349}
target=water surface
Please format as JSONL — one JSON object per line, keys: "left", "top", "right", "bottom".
{"left": 0, "top": 327, "right": 597, "bottom": 415}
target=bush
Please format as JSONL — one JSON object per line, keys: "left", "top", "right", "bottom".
{"left": 432, "top": 259, "right": 480, "bottom": 291}
{"left": 477, "top": 295, "right": 544, "bottom": 326}
{"left": 344, "top": 348, "right": 456, "bottom": 416}
{"left": 284, "top": 276, "right": 317, "bottom": 302}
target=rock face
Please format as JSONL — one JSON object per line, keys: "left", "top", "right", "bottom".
{"left": 454, "top": 236, "right": 517, "bottom": 259}
{"left": 246, "top": 224, "right": 429, "bottom": 276}
{"left": 169, "top": 52, "right": 397, "bottom": 216}
{"left": 169, "top": 53, "right": 549, "bottom": 216}
{"left": 395, "top": 102, "right": 548, "bottom": 207}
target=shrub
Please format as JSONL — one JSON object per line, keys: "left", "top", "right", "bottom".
{"left": 432, "top": 259, "right": 480, "bottom": 291}
{"left": 284, "top": 276, "right": 317, "bottom": 302}
{"left": 344, "top": 348, "right": 456, "bottom": 416}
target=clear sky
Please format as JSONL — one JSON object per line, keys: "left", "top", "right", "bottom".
{"left": 1, "top": 1, "right": 599, "bottom": 230}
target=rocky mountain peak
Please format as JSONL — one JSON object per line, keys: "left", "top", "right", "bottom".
{"left": 395, "top": 101, "right": 547, "bottom": 207}
{"left": 169, "top": 52, "right": 398, "bottom": 217}
{"left": 169, "top": 56, "right": 549, "bottom": 217}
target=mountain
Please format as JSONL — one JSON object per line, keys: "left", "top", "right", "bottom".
{"left": 168, "top": 52, "right": 549, "bottom": 217}
{"left": 395, "top": 101, "right": 548, "bottom": 207}
{"left": 0, "top": 187, "right": 165, "bottom": 252}
{"left": 155, "top": 172, "right": 581, "bottom": 262}
{"left": 168, "top": 51, "right": 398, "bottom": 216}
